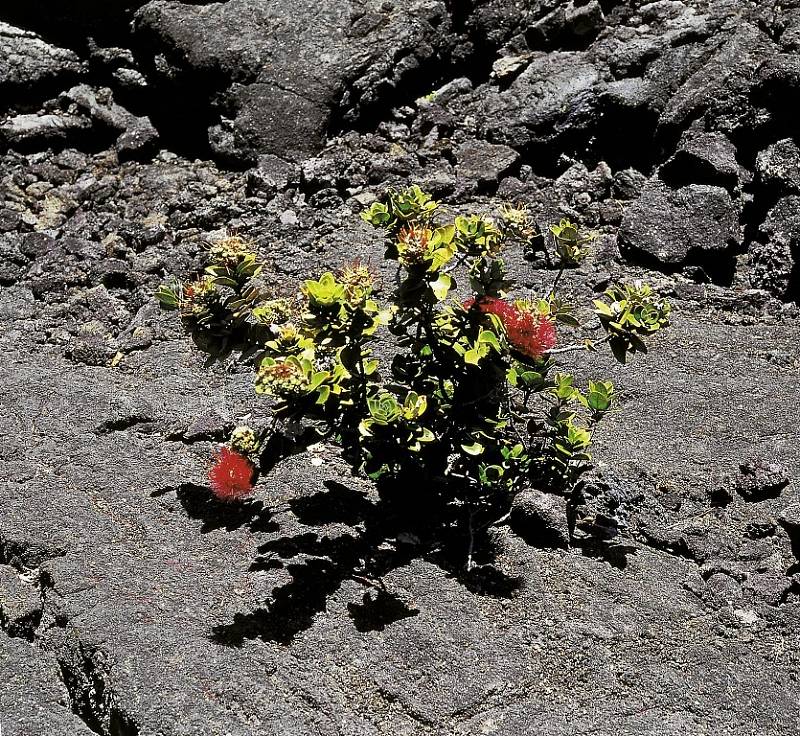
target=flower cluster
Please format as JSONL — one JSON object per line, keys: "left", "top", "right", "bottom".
{"left": 465, "top": 296, "right": 557, "bottom": 360}
{"left": 209, "top": 235, "right": 257, "bottom": 266}
{"left": 396, "top": 225, "right": 434, "bottom": 267}
{"left": 339, "top": 262, "right": 375, "bottom": 307}
{"left": 180, "top": 276, "right": 218, "bottom": 319}
{"left": 230, "top": 425, "right": 260, "bottom": 458}
{"left": 256, "top": 357, "right": 311, "bottom": 397}
{"left": 208, "top": 447, "right": 255, "bottom": 501}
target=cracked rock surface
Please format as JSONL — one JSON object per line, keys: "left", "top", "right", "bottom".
{"left": 1, "top": 1, "right": 800, "bottom": 734}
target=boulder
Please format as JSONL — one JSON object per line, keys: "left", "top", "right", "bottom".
{"left": 612, "top": 168, "right": 648, "bottom": 200}
{"left": 526, "top": 0, "right": 604, "bottom": 49}
{"left": 455, "top": 140, "right": 519, "bottom": 185}
{"left": 133, "top": 0, "right": 454, "bottom": 163}
{"left": 779, "top": 503, "right": 800, "bottom": 540}
{"left": 0, "top": 112, "right": 92, "bottom": 147}
{"left": 749, "top": 196, "right": 800, "bottom": 298}
{"left": 618, "top": 180, "right": 741, "bottom": 265}
{"left": 475, "top": 51, "right": 601, "bottom": 150}
{"left": 0, "top": 22, "right": 84, "bottom": 99}
{"left": 660, "top": 131, "right": 741, "bottom": 190}
{"left": 735, "top": 459, "right": 790, "bottom": 501}
{"left": 659, "top": 23, "right": 778, "bottom": 135}
{"left": 757, "top": 53, "right": 800, "bottom": 94}
{"left": 510, "top": 489, "right": 570, "bottom": 548}
{"left": 756, "top": 139, "right": 800, "bottom": 193}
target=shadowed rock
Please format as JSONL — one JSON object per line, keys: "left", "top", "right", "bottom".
{"left": 133, "top": 0, "right": 454, "bottom": 163}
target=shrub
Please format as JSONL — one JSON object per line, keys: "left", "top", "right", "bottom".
{"left": 157, "top": 186, "right": 670, "bottom": 567}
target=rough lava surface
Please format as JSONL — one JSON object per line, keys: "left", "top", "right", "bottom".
{"left": 1, "top": 1, "right": 800, "bottom": 734}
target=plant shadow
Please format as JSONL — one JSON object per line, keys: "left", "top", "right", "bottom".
{"left": 206, "top": 473, "right": 531, "bottom": 646}
{"left": 152, "top": 482, "right": 280, "bottom": 534}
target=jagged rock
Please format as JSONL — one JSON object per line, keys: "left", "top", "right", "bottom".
{"left": 659, "top": 23, "right": 778, "bottom": 134}
{"left": 735, "top": 459, "right": 790, "bottom": 501}
{"left": 779, "top": 503, "right": 800, "bottom": 540}
{"left": 604, "top": 34, "right": 662, "bottom": 78}
{"left": 427, "top": 77, "right": 472, "bottom": 108}
{"left": 757, "top": 52, "right": 800, "bottom": 94}
{"left": 510, "top": 489, "right": 570, "bottom": 548}
{"left": 612, "top": 168, "right": 648, "bottom": 199}
{"left": 0, "top": 112, "right": 92, "bottom": 147}
{"left": 476, "top": 51, "right": 601, "bottom": 149}
{"left": 660, "top": 131, "right": 741, "bottom": 190}
{"left": 750, "top": 196, "right": 800, "bottom": 297}
{"left": 455, "top": 140, "right": 519, "bottom": 184}
{"left": 526, "top": 0, "right": 604, "bottom": 49}
{"left": 747, "top": 241, "right": 794, "bottom": 299}
{"left": 245, "top": 155, "right": 299, "bottom": 198}
{"left": 555, "top": 161, "right": 612, "bottom": 202}
{"left": 491, "top": 55, "right": 531, "bottom": 81}
{"left": 756, "top": 139, "right": 800, "bottom": 193}
{"left": 704, "top": 571, "right": 743, "bottom": 607}
{"left": 746, "top": 570, "right": 792, "bottom": 606}
{"left": 780, "top": 11, "right": 800, "bottom": 52}
{"left": 603, "top": 76, "right": 661, "bottom": 114}
{"left": 0, "top": 22, "right": 84, "bottom": 97}
{"left": 133, "top": 0, "right": 454, "bottom": 163}
{"left": 116, "top": 116, "right": 159, "bottom": 160}
{"left": 63, "top": 85, "right": 159, "bottom": 159}
{"left": 618, "top": 180, "right": 741, "bottom": 265}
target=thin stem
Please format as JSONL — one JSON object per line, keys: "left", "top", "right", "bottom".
{"left": 443, "top": 253, "right": 470, "bottom": 274}
{"left": 548, "top": 333, "right": 612, "bottom": 355}
{"left": 547, "top": 343, "right": 590, "bottom": 355}
{"left": 466, "top": 510, "right": 476, "bottom": 571}
{"left": 484, "top": 510, "right": 512, "bottom": 529}
{"left": 549, "top": 266, "right": 565, "bottom": 297}
{"left": 351, "top": 573, "right": 387, "bottom": 592}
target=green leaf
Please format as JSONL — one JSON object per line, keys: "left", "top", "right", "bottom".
{"left": 155, "top": 286, "right": 179, "bottom": 309}
{"left": 593, "top": 300, "right": 614, "bottom": 317}
{"left": 212, "top": 276, "right": 239, "bottom": 288}
{"left": 461, "top": 441, "right": 485, "bottom": 456}
{"left": 506, "top": 366, "right": 518, "bottom": 386}
{"left": 430, "top": 273, "right": 452, "bottom": 301}
{"left": 587, "top": 392, "right": 610, "bottom": 412}
{"left": 477, "top": 329, "right": 501, "bottom": 351}
{"left": 438, "top": 224, "right": 455, "bottom": 245}
{"left": 555, "top": 313, "right": 581, "bottom": 327}
{"left": 309, "top": 371, "right": 329, "bottom": 391}
{"left": 464, "top": 348, "right": 481, "bottom": 366}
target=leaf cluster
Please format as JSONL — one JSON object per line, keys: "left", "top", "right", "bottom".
{"left": 156, "top": 186, "right": 672, "bottom": 553}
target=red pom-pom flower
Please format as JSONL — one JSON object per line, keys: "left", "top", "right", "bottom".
{"left": 208, "top": 447, "right": 255, "bottom": 501}
{"left": 465, "top": 296, "right": 556, "bottom": 360}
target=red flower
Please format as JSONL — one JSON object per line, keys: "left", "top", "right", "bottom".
{"left": 208, "top": 447, "right": 255, "bottom": 501}
{"left": 465, "top": 296, "right": 556, "bottom": 360}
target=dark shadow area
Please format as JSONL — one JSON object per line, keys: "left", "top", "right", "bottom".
{"left": 573, "top": 538, "right": 636, "bottom": 570}
{"left": 347, "top": 589, "right": 419, "bottom": 632}
{"left": 289, "top": 481, "right": 374, "bottom": 527}
{"left": 152, "top": 482, "right": 280, "bottom": 534}
{"left": 0, "top": 2, "right": 233, "bottom": 163}
{"left": 204, "top": 471, "right": 535, "bottom": 646}
{"left": 455, "top": 564, "right": 525, "bottom": 597}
